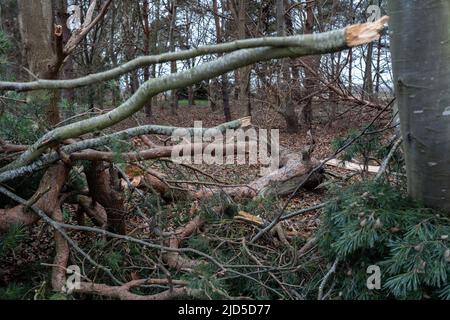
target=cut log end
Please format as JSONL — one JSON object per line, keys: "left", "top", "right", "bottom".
{"left": 345, "top": 16, "right": 389, "bottom": 47}
{"left": 239, "top": 116, "right": 252, "bottom": 128}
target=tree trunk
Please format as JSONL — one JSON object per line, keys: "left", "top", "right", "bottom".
{"left": 86, "top": 161, "right": 126, "bottom": 234}
{"left": 151, "top": 0, "right": 161, "bottom": 108}
{"left": 375, "top": 37, "right": 382, "bottom": 95}
{"left": 169, "top": 0, "right": 178, "bottom": 115}
{"left": 188, "top": 84, "right": 195, "bottom": 106}
{"left": 208, "top": 79, "right": 218, "bottom": 111}
{"left": 234, "top": 0, "right": 251, "bottom": 116}
{"left": 347, "top": 0, "right": 354, "bottom": 94}
{"left": 17, "top": 0, "right": 61, "bottom": 125}
{"left": 301, "top": 0, "right": 317, "bottom": 130}
{"left": 388, "top": 0, "right": 450, "bottom": 214}
{"left": 142, "top": 0, "right": 152, "bottom": 119}
{"left": 363, "top": 43, "right": 374, "bottom": 100}
{"left": 276, "top": 0, "right": 300, "bottom": 133}
{"left": 212, "top": 0, "right": 231, "bottom": 122}
{"left": 109, "top": 2, "right": 120, "bottom": 107}
{"left": 184, "top": 10, "right": 195, "bottom": 107}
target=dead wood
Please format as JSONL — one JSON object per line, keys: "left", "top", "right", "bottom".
{"left": 85, "top": 161, "right": 126, "bottom": 235}
{"left": 77, "top": 195, "right": 107, "bottom": 228}
{"left": 163, "top": 215, "right": 205, "bottom": 270}
{"left": 74, "top": 280, "right": 196, "bottom": 300}
{"left": 0, "top": 163, "right": 68, "bottom": 232}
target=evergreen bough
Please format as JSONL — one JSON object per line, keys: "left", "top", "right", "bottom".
{"left": 317, "top": 182, "right": 450, "bottom": 300}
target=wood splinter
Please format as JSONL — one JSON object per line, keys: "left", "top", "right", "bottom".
{"left": 346, "top": 16, "right": 389, "bottom": 47}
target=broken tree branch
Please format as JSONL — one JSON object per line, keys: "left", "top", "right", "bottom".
{"left": 250, "top": 99, "right": 395, "bottom": 243}
{"left": 64, "top": 0, "right": 112, "bottom": 56}
{"left": 0, "top": 118, "right": 248, "bottom": 183}
{"left": 375, "top": 137, "right": 403, "bottom": 181}
{"left": 0, "top": 17, "right": 388, "bottom": 92}
{"left": 1, "top": 17, "right": 388, "bottom": 172}
{"left": 73, "top": 280, "right": 197, "bottom": 300}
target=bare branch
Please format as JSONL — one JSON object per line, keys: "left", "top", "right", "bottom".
{"left": 0, "top": 17, "right": 388, "bottom": 93}
{"left": 63, "top": 0, "right": 112, "bottom": 55}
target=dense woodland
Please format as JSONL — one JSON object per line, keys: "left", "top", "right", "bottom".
{"left": 0, "top": 0, "right": 449, "bottom": 300}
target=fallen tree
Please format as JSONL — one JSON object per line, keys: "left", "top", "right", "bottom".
{"left": 0, "top": 16, "right": 388, "bottom": 173}
{"left": 0, "top": 16, "right": 388, "bottom": 299}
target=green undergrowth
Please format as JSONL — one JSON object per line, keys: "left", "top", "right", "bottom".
{"left": 316, "top": 181, "right": 450, "bottom": 300}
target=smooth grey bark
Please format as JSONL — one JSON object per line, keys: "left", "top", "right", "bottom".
{"left": 388, "top": 1, "right": 450, "bottom": 213}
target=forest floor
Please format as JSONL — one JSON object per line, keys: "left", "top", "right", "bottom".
{"left": 118, "top": 99, "right": 393, "bottom": 238}
{"left": 1, "top": 99, "right": 395, "bottom": 298}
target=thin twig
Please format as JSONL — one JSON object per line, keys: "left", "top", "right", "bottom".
{"left": 375, "top": 137, "right": 403, "bottom": 181}
{"left": 318, "top": 258, "right": 339, "bottom": 300}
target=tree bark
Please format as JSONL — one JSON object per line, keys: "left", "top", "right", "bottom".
{"left": 17, "top": 0, "right": 60, "bottom": 125}
{"left": 212, "top": 0, "right": 231, "bottom": 122}
{"left": 233, "top": 0, "right": 251, "bottom": 116}
{"left": 388, "top": 0, "right": 450, "bottom": 214}
{"left": 151, "top": 0, "right": 160, "bottom": 108}
{"left": 86, "top": 161, "right": 126, "bottom": 234}
{"left": 363, "top": 42, "right": 374, "bottom": 100}
{"left": 169, "top": 0, "right": 178, "bottom": 115}
{"left": 301, "top": 0, "right": 318, "bottom": 130}
{"left": 142, "top": 0, "right": 152, "bottom": 118}
{"left": 0, "top": 163, "right": 68, "bottom": 232}
{"left": 276, "top": 0, "right": 300, "bottom": 133}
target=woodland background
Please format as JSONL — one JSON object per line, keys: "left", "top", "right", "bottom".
{"left": 0, "top": 0, "right": 449, "bottom": 300}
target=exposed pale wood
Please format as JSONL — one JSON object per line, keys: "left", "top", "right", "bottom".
{"left": 346, "top": 16, "right": 389, "bottom": 47}
{"left": 323, "top": 159, "right": 380, "bottom": 173}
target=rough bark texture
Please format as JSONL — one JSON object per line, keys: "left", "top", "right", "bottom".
{"left": 301, "top": 0, "right": 318, "bottom": 129}
{"left": 0, "top": 163, "right": 67, "bottom": 232}
{"left": 77, "top": 195, "right": 108, "bottom": 228}
{"left": 17, "top": 0, "right": 54, "bottom": 78}
{"left": 86, "top": 162, "right": 126, "bottom": 234}
{"left": 234, "top": 0, "right": 251, "bottom": 116}
{"left": 276, "top": 0, "right": 300, "bottom": 133}
{"left": 51, "top": 201, "right": 69, "bottom": 291}
{"left": 388, "top": 1, "right": 450, "bottom": 214}
{"left": 17, "top": 0, "right": 60, "bottom": 125}
{"left": 212, "top": 0, "right": 231, "bottom": 122}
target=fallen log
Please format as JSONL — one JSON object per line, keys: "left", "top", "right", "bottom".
{"left": 73, "top": 280, "right": 197, "bottom": 300}
{"left": 193, "top": 156, "right": 323, "bottom": 200}
{"left": 0, "top": 163, "right": 68, "bottom": 232}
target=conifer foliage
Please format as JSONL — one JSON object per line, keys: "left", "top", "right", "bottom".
{"left": 317, "top": 182, "right": 450, "bottom": 299}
